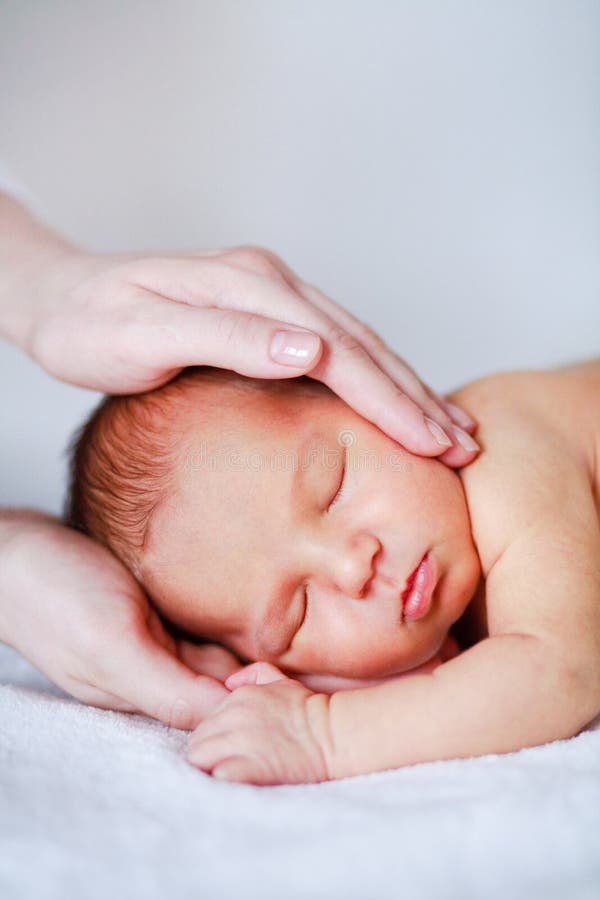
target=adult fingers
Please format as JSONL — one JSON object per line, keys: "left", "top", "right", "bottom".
{"left": 215, "top": 247, "right": 477, "bottom": 441}
{"left": 125, "top": 258, "right": 473, "bottom": 458}
{"left": 122, "top": 291, "right": 323, "bottom": 377}
{"left": 298, "top": 283, "right": 448, "bottom": 420}
{"left": 202, "top": 261, "right": 477, "bottom": 457}
{"left": 295, "top": 280, "right": 479, "bottom": 447}
{"left": 101, "top": 635, "right": 231, "bottom": 729}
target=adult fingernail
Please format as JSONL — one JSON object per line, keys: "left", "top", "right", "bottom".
{"left": 451, "top": 424, "right": 480, "bottom": 452}
{"left": 445, "top": 402, "right": 476, "bottom": 431}
{"left": 424, "top": 417, "right": 453, "bottom": 447}
{"left": 270, "top": 330, "right": 321, "bottom": 366}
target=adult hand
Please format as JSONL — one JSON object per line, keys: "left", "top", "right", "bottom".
{"left": 0, "top": 509, "right": 242, "bottom": 729}
{"left": 0, "top": 195, "right": 477, "bottom": 464}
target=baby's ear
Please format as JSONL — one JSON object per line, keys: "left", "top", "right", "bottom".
{"left": 225, "top": 661, "right": 290, "bottom": 690}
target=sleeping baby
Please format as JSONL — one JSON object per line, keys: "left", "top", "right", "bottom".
{"left": 65, "top": 359, "right": 600, "bottom": 784}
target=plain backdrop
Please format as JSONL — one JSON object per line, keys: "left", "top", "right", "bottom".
{"left": 1, "top": 0, "right": 598, "bottom": 514}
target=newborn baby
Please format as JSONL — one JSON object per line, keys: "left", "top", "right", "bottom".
{"left": 65, "top": 360, "right": 600, "bottom": 784}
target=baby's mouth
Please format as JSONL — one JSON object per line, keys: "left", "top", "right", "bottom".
{"left": 400, "top": 551, "right": 438, "bottom": 621}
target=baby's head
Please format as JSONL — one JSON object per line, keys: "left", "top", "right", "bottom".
{"left": 65, "top": 368, "right": 480, "bottom": 678}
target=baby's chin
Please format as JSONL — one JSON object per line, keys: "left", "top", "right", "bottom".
{"left": 286, "top": 639, "right": 454, "bottom": 693}
{"left": 280, "top": 629, "right": 450, "bottom": 682}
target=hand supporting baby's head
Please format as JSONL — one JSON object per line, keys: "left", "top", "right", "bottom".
{"left": 66, "top": 367, "right": 480, "bottom": 679}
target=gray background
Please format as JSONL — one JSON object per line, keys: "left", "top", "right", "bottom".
{"left": 1, "top": 0, "right": 598, "bottom": 514}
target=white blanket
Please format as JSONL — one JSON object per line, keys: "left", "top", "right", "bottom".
{"left": 1, "top": 643, "right": 599, "bottom": 900}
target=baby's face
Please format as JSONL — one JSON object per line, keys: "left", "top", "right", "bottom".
{"left": 141, "top": 381, "right": 481, "bottom": 678}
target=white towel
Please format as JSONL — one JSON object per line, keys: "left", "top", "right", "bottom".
{"left": 1, "top": 642, "right": 599, "bottom": 900}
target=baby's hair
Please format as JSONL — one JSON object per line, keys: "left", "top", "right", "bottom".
{"left": 64, "top": 366, "right": 330, "bottom": 578}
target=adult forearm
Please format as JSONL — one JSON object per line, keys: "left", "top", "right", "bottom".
{"left": 326, "top": 634, "right": 599, "bottom": 779}
{"left": 0, "top": 192, "right": 81, "bottom": 350}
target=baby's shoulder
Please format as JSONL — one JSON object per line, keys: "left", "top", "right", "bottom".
{"left": 448, "top": 367, "right": 600, "bottom": 659}
{"left": 447, "top": 367, "right": 598, "bottom": 575}
{"left": 450, "top": 361, "right": 600, "bottom": 463}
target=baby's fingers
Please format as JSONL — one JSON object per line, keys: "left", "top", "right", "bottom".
{"left": 186, "top": 729, "right": 240, "bottom": 775}
{"left": 186, "top": 717, "right": 263, "bottom": 782}
{"left": 186, "top": 732, "right": 272, "bottom": 785}
{"left": 225, "top": 661, "right": 291, "bottom": 690}
{"left": 211, "top": 757, "right": 262, "bottom": 783}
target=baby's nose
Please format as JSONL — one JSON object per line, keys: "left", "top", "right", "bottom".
{"left": 330, "top": 532, "right": 381, "bottom": 598}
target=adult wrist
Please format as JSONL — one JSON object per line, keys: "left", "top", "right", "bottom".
{"left": 0, "top": 192, "right": 85, "bottom": 352}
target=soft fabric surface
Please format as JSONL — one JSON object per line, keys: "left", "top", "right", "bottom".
{"left": 1, "top": 643, "right": 599, "bottom": 900}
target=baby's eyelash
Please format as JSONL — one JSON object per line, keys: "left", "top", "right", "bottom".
{"left": 286, "top": 585, "right": 309, "bottom": 650}
{"left": 299, "top": 584, "right": 309, "bottom": 630}
{"left": 327, "top": 449, "right": 347, "bottom": 511}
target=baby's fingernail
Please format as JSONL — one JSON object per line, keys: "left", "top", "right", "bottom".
{"left": 424, "top": 417, "right": 453, "bottom": 447}
{"left": 445, "top": 402, "right": 476, "bottom": 431}
{"left": 451, "top": 424, "right": 480, "bottom": 452}
{"left": 270, "top": 330, "right": 321, "bottom": 366}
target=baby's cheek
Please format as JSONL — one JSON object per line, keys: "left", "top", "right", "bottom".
{"left": 289, "top": 617, "right": 387, "bottom": 678}
{"left": 283, "top": 641, "right": 402, "bottom": 680}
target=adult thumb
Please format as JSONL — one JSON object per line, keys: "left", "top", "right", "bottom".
{"left": 104, "top": 636, "right": 231, "bottom": 729}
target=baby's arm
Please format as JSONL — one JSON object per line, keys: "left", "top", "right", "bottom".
{"left": 326, "top": 517, "right": 600, "bottom": 779}
{"left": 326, "top": 634, "right": 595, "bottom": 778}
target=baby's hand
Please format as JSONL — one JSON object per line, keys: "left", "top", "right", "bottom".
{"left": 185, "top": 662, "right": 333, "bottom": 785}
